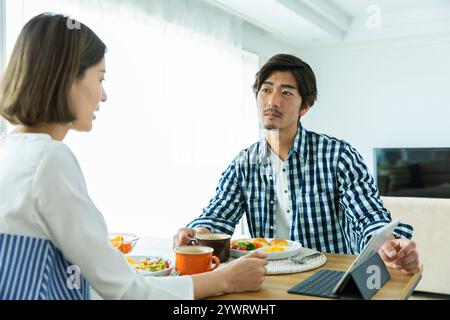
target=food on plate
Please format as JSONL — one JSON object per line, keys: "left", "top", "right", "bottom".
{"left": 230, "top": 237, "right": 291, "bottom": 251}
{"left": 230, "top": 240, "right": 257, "bottom": 251}
{"left": 264, "top": 245, "right": 286, "bottom": 253}
{"left": 252, "top": 237, "right": 270, "bottom": 247}
{"left": 269, "top": 238, "right": 289, "bottom": 247}
{"left": 231, "top": 237, "right": 302, "bottom": 260}
{"left": 126, "top": 256, "right": 170, "bottom": 273}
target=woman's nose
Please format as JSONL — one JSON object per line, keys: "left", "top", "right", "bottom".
{"left": 101, "top": 87, "right": 107, "bottom": 102}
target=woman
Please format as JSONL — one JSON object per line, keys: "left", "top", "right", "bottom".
{"left": 0, "top": 13, "right": 267, "bottom": 300}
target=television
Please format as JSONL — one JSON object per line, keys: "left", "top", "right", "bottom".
{"left": 374, "top": 148, "right": 450, "bottom": 199}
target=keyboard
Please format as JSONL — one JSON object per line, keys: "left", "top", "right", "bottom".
{"left": 287, "top": 269, "right": 345, "bottom": 299}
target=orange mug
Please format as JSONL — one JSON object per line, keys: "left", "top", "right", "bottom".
{"left": 174, "top": 246, "right": 220, "bottom": 275}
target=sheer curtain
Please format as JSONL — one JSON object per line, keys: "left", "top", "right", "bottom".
{"left": 5, "top": 0, "right": 260, "bottom": 237}
{"left": 1, "top": 0, "right": 6, "bottom": 134}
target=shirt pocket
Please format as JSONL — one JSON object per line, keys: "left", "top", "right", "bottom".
{"left": 297, "top": 190, "right": 337, "bottom": 219}
{"left": 296, "top": 191, "right": 337, "bottom": 240}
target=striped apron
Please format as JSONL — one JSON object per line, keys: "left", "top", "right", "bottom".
{"left": 0, "top": 233, "right": 91, "bottom": 300}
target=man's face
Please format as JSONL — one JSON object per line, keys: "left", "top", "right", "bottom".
{"left": 257, "top": 71, "right": 309, "bottom": 131}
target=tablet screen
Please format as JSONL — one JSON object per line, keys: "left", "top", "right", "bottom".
{"left": 332, "top": 218, "right": 401, "bottom": 294}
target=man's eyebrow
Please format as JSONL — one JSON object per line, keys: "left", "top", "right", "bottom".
{"left": 280, "top": 84, "right": 297, "bottom": 90}
{"left": 262, "top": 80, "right": 297, "bottom": 90}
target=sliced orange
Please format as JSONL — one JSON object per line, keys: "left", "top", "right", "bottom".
{"left": 119, "top": 243, "right": 133, "bottom": 254}
{"left": 109, "top": 235, "right": 123, "bottom": 248}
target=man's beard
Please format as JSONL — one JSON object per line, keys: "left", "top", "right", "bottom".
{"left": 261, "top": 107, "right": 282, "bottom": 130}
{"left": 263, "top": 123, "right": 279, "bottom": 130}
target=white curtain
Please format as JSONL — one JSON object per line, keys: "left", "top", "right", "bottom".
{"left": 5, "top": 0, "right": 260, "bottom": 237}
{"left": 1, "top": 0, "right": 6, "bottom": 134}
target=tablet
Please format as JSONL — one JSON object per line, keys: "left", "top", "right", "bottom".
{"left": 332, "top": 218, "right": 401, "bottom": 295}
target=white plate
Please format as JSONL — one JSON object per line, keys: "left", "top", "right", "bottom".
{"left": 126, "top": 255, "right": 173, "bottom": 277}
{"left": 230, "top": 239, "right": 302, "bottom": 261}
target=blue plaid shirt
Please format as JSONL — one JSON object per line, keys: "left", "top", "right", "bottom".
{"left": 187, "top": 122, "right": 413, "bottom": 254}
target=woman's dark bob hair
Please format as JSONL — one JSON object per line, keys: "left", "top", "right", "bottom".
{"left": 0, "top": 13, "right": 107, "bottom": 126}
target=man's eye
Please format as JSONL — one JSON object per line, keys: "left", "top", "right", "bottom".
{"left": 283, "top": 91, "right": 293, "bottom": 96}
{"left": 260, "top": 88, "right": 270, "bottom": 93}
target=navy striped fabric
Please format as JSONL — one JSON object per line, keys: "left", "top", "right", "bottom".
{"left": 187, "top": 122, "right": 414, "bottom": 254}
{"left": 0, "top": 233, "right": 91, "bottom": 300}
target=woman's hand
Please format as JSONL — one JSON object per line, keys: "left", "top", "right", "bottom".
{"left": 190, "top": 249, "right": 268, "bottom": 299}
{"left": 220, "top": 250, "right": 268, "bottom": 293}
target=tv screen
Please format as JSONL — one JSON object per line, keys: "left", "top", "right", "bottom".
{"left": 374, "top": 148, "right": 450, "bottom": 199}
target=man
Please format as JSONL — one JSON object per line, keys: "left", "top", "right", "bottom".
{"left": 174, "top": 54, "right": 422, "bottom": 274}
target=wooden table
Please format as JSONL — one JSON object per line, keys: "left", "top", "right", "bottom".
{"left": 133, "top": 237, "right": 421, "bottom": 300}
{"left": 208, "top": 253, "right": 422, "bottom": 300}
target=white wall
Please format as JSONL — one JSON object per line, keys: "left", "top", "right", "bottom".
{"left": 298, "top": 41, "right": 450, "bottom": 174}
{"left": 242, "top": 22, "right": 299, "bottom": 67}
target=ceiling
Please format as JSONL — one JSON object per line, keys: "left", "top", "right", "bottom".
{"left": 205, "top": 0, "right": 450, "bottom": 51}
{"left": 332, "top": 0, "right": 449, "bottom": 15}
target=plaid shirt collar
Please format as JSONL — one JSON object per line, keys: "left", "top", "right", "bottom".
{"left": 258, "top": 120, "right": 308, "bottom": 164}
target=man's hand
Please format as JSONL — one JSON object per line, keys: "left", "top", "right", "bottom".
{"left": 379, "top": 238, "right": 422, "bottom": 275}
{"left": 172, "top": 227, "right": 211, "bottom": 248}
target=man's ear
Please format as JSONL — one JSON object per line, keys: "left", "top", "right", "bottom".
{"left": 299, "top": 104, "right": 311, "bottom": 117}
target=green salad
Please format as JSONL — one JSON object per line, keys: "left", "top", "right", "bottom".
{"left": 127, "top": 257, "right": 170, "bottom": 272}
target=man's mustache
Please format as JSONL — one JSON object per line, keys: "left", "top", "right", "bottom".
{"left": 263, "top": 108, "right": 282, "bottom": 116}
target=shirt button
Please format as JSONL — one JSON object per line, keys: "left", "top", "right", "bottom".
{"left": 269, "top": 226, "right": 274, "bottom": 230}
{"left": 269, "top": 175, "right": 273, "bottom": 180}
{"left": 283, "top": 169, "right": 286, "bottom": 172}
{"left": 270, "top": 200, "right": 274, "bottom": 204}
{"left": 284, "top": 190, "right": 288, "bottom": 193}
{"left": 287, "top": 209, "right": 290, "bottom": 213}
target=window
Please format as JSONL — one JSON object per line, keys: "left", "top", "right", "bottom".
{"left": 4, "top": 0, "right": 260, "bottom": 237}
{"left": 0, "top": 0, "right": 6, "bottom": 134}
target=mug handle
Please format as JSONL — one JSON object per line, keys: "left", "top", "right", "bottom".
{"left": 210, "top": 255, "right": 220, "bottom": 271}
{"left": 187, "top": 239, "right": 198, "bottom": 246}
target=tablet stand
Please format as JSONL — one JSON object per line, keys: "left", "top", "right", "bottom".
{"left": 337, "top": 252, "right": 390, "bottom": 300}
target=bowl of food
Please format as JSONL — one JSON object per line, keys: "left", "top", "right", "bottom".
{"left": 108, "top": 233, "right": 139, "bottom": 254}
{"left": 126, "top": 255, "right": 173, "bottom": 277}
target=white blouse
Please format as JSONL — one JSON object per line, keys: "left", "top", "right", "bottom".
{"left": 0, "top": 133, "right": 193, "bottom": 300}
